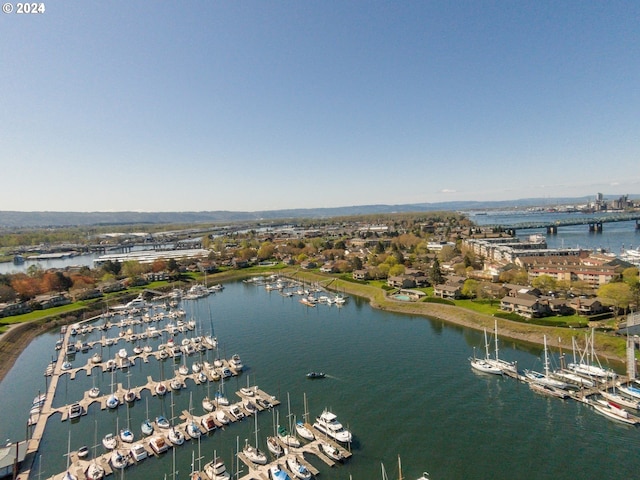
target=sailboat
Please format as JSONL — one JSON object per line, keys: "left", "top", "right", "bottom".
{"left": 277, "top": 393, "right": 300, "bottom": 448}
{"left": 484, "top": 319, "right": 517, "bottom": 373}
{"left": 567, "top": 330, "right": 617, "bottom": 381}
{"left": 106, "top": 368, "right": 120, "bottom": 409}
{"left": 86, "top": 422, "right": 105, "bottom": 480}
{"left": 295, "top": 393, "right": 315, "bottom": 441}
{"left": 469, "top": 328, "right": 502, "bottom": 375}
{"left": 242, "top": 411, "right": 267, "bottom": 464}
{"left": 141, "top": 397, "right": 154, "bottom": 436}
{"left": 63, "top": 431, "right": 78, "bottom": 480}
{"left": 266, "top": 407, "right": 284, "bottom": 457}
{"left": 168, "top": 390, "right": 185, "bottom": 445}
{"left": 524, "top": 335, "right": 569, "bottom": 389}
{"left": 186, "top": 392, "right": 202, "bottom": 439}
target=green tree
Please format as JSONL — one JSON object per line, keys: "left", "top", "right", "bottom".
{"left": 461, "top": 279, "right": 479, "bottom": 298}
{"left": 597, "top": 282, "right": 634, "bottom": 317}
{"left": 389, "top": 264, "right": 405, "bottom": 277}
{"left": 531, "top": 274, "right": 557, "bottom": 293}
{"left": 430, "top": 258, "right": 444, "bottom": 285}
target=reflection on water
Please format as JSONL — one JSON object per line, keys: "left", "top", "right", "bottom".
{"left": 1, "top": 281, "right": 639, "bottom": 479}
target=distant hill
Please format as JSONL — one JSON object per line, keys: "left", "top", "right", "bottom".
{"left": 0, "top": 195, "right": 637, "bottom": 228}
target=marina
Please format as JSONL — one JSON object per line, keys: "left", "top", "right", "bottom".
{"left": 2, "top": 280, "right": 640, "bottom": 479}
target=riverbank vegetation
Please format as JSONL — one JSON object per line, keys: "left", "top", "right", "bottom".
{"left": 1, "top": 211, "right": 638, "bottom": 371}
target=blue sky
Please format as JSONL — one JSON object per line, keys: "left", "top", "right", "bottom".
{"left": 2, "top": 1, "right": 639, "bottom": 212}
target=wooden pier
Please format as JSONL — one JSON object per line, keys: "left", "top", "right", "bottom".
{"left": 15, "top": 312, "right": 293, "bottom": 480}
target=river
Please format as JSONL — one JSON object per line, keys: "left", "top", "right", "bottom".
{"left": 0, "top": 280, "right": 637, "bottom": 480}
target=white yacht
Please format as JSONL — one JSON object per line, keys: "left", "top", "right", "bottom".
{"left": 204, "top": 456, "right": 231, "bottom": 480}
{"left": 312, "top": 410, "right": 352, "bottom": 443}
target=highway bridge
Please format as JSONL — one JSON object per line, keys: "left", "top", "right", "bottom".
{"left": 484, "top": 213, "right": 640, "bottom": 234}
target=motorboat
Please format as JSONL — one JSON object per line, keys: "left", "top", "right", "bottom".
{"left": 313, "top": 410, "right": 352, "bottom": 443}
{"left": 120, "top": 428, "right": 134, "bottom": 443}
{"left": 178, "top": 364, "right": 189, "bottom": 375}
{"left": 295, "top": 421, "right": 315, "bottom": 441}
{"left": 306, "top": 372, "right": 325, "bottom": 379}
{"left": 91, "top": 352, "right": 102, "bottom": 364}
{"left": 201, "top": 415, "right": 217, "bottom": 433}
{"left": 204, "top": 456, "right": 231, "bottom": 480}
{"left": 102, "top": 433, "right": 117, "bottom": 450}
{"left": 229, "top": 354, "right": 243, "bottom": 371}
{"left": 229, "top": 405, "right": 245, "bottom": 421}
{"left": 68, "top": 403, "right": 83, "bottom": 419}
{"left": 240, "top": 386, "right": 255, "bottom": 397}
{"left": 286, "top": 456, "right": 312, "bottom": 480}
{"left": 129, "top": 443, "right": 147, "bottom": 462}
{"left": 149, "top": 436, "right": 169, "bottom": 454}
{"left": 156, "top": 416, "right": 170, "bottom": 429}
{"left": 89, "top": 387, "right": 101, "bottom": 398}
{"left": 77, "top": 446, "right": 89, "bottom": 459}
{"left": 170, "top": 379, "right": 183, "bottom": 391}
{"left": 319, "top": 442, "right": 343, "bottom": 462}
{"left": 124, "top": 390, "right": 136, "bottom": 403}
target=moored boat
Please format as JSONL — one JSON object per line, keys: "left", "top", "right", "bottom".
{"left": 149, "top": 435, "right": 169, "bottom": 454}
{"left": 313, "top": 409, "right": 352, "bottom": 443}
{"left": 286, "top": 456, "right": 312, "bottom": 480}
{"left": 204, "top": 456, "right": 230, "bottom": 480}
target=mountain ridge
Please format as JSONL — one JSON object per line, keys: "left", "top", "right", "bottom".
{"left": 1, "top": 195, "right": 638, "bottom": 228}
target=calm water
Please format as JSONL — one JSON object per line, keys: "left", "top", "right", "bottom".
{"left": 1, "top": 281, "right": 638, "bottom": 480}
{"left": 471, "top": 211, "right": 640, "bottom": 254}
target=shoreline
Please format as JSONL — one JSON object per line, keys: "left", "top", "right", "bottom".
{"left": 0, "top": 269, "right": 628, "bottom": 384}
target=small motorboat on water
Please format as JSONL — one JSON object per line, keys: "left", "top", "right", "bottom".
{"left": 68, "top": 403, "right": 83, "bottom": 419}
{"left": 319, "top": 442, "right": 344, "bottom": 462}
{"left": 149, "top": 436, "right": 169, "bottom": 454}
{"left": 129, "top": 443, "right": 147, "bottom": 462}
{"left": 204, "top": 456, "right": 231, "bottom": 480}
{"left": 306, "top": 371, "right": 325, "bottom": 379}
{"left": 77, "top": 446, "right": 89, "bottom": 459}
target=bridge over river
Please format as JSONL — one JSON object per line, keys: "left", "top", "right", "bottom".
{"left": 484, "top": 212, "right": 640, "bottom": 234}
